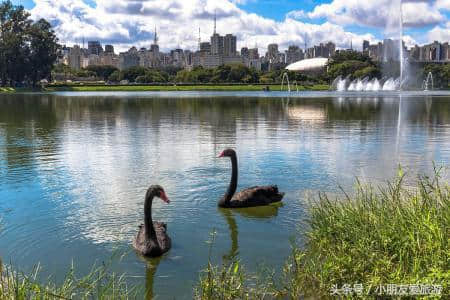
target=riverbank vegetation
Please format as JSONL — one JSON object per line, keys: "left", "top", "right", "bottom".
{"left": 0, "top": 259, "right": 137, "bottom": 299}
{"left": 45, "top": 83, "right": 329, "bottom": 92}
{"left": 51, "top": 63, "right": 328, "bottom": 87}
{"left": 1, "top": 168, "right": 447, "bottom": 298}
{"left": 0, "top": 1, "right": 59, "bottom": 87}
{"left": 196, "top": 167, "right": 449, "bottom": 298}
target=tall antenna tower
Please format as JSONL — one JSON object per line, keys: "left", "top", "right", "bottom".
{"left": 303, "top": 33, "right": 307, "bottom": 50}
{"left": 213, "top": 9, "right": 217, "bottom": 34}
{"left": 154, "top": 26, "right": 158, "bottom": 45}
{"left": 198, "top": 27, "right": 201, "bottom": 51}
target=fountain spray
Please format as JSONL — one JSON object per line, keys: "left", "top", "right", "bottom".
{"left": 399, "top": 0, "right": 403, "bottom": 90}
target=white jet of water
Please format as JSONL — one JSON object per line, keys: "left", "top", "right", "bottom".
{"left": 383, "top": 78, "right": 396, "bottom": 91}
{"left": 372, "top": 78, "right": 381, "bottom": 91}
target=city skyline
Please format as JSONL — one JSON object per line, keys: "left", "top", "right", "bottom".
{"left": 10, "top": 0, "right": 450, "bottom": 54}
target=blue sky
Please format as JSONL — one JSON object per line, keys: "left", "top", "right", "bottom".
{"left": 10, "top": 0, "right": 450, "bottom": 52}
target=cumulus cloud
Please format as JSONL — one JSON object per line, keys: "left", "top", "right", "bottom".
{"left": 428, "top": 21, "right": 450, "bottom": 41}
{"left": 306, "top": 0, "right": 446, "bottom": 28}
{"left": 28, "top": 0, "right": 446, "bottom": 53}
{"left": 285, "top": 10, "right": 306, "bottom": 20}
{"left": 436, "top": 0, "right": 450, "bottom": 10}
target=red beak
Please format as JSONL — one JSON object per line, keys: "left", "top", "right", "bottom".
{"left": 159, "top": 191, "right": 170, "bottom": 204}
{"left": 218, "top": 151, "right": 225, "bottom": 158}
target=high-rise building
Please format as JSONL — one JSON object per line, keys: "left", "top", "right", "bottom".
{"left": 363, "top": 40, "right": 370, "bottom": 53}
{"left": 267, "top": 43, "right": 279, "bottom": 61}
{"left": 241, "top": 47, "right": 249, "bottom": 59}
{"left": 249, "top": 48, "right": 259, "bottom": 59}
{"left": 211, "top": 33, "right": 224, "bottom": 55}
{"left": 285, "top": 45, "right": 304, "bottom": 64}
{"left": 224, "top": 34, "right": 237, "bottom": 56}
{"left": 68, "top": 45, "right": 82, "bottom": 70}
{"left": 119, "top": 47, "right": 140, "bottom": 70}
{"left": 88, "top": 41, "right": 103, "bottom": 55}
{"left": 104, "top": 45, "right": 114, "bottom": 54}
{"left": 200, "top": 42, "right": 211, "bottom": 53}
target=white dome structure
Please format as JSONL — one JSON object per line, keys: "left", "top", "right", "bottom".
{"left": 286, "top": 57, "right": 329, "bottom": 72}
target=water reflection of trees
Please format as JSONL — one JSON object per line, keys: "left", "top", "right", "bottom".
{"left": 0, "top": 94, "right": 60, "bottom": 171}
{"left": 1, "top": 94, "right": 449, "bottom": 171}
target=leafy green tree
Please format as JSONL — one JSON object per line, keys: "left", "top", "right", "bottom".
{"left": 121, "top": 66, "right": 147, "bottom": 82}
{"left": 327, "top": 50, "right": 380, "bottom": 80}
{"left": 0, "top": 0, "right": 31, "bottom": 85}
{"left": 0, "top": 1, "right": 59, "bottom": 86}
{"left": 86, "top": 65, "right": 118, "bottom": 81}
{"left": 28, "top": 19, "right": 59, "bottom": 85}
{"left": 108, "top": 70, "right": 123, "bottom": 82}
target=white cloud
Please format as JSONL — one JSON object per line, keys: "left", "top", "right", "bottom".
{"left": 28, "top": 0, "right": 447, "bottom": 54}
{"left": 307, "top": 0, "right": 446, "bottom": 29}
{"left": 436, "top": 0, "right": 450, "bottom": 10}
{"left": 428, "top": 21, "right": 450, "bottom": 41}
{"left": 29, "top": 0, "right": 380, "bottom": 53}
{"left": 285, "top": 10, "right": 306, "bottom": 20}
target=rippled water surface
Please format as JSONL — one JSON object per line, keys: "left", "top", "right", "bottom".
{"left": 0, "top": 92, "right": 449, "bottom": 298}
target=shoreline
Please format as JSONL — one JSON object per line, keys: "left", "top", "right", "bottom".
{"left": 0, "top": 84, "right": 329, "bottom": 93}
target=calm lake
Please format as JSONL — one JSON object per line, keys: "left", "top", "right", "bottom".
{"left": 0, "top": 92, "right": 449, "bottom": 298}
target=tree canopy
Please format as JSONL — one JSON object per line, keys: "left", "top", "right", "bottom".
{"left": 0, "top": 0, "right": 59, "bottom": 86}
{"left": 327, "top": 50, "right": 381, "bottom": 80}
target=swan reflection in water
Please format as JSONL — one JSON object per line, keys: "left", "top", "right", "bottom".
{"left": 133, "top": 254, "right": 163, "bottom": 300}
{"left": 219, "top": 202, "right": 282, "bottom": 261}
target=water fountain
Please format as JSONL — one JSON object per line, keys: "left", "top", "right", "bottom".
{"left": 399, "top": 0, "right": 404, "bottom": 90}
{"left": 281, "top": 72, "right": 291, "bottom": 92}
{"left": 423, "top": 72, "right": 434, "bottom": 91}
{"left": 332, "top": 0, "right": 410, "bottom": 92}
{"left": 293, "top": 81, "right": 299, "bottom": 92}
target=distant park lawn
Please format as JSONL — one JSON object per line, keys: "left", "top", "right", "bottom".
{"left": 0, "top": 84, "right": 330, "bottom": 93}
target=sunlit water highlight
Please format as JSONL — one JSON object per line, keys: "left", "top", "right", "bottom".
{"left": 0, "top": 92, "right": 449, "bottom": 298}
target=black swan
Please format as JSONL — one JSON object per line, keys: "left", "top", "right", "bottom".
{"left": 218, "top": 149, "right": 284, "bottom": 208}
{"left": 133, "top": 185, "right": 171, "bottom": 257}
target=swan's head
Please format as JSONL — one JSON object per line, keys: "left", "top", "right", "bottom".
{"left": 218, "top": 149, "right": 236, "bottom": 158}
{"left": 148, "top": 185, "right": 170, "bottom": 204}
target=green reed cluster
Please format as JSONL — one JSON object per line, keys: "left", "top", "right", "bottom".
{"left": 282, "top": 166, "right": 449, "bottom": 298}
{"left": 0, "top": 259, "right": 138, "bottom": 299}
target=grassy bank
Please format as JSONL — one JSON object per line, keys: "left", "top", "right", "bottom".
{"left": 0, "top": 257, "right": 138, "bottom": 299}
{"left": 0, "top": 84, "right": 330, "bottom": 93}
{"left": 1, "top": 169, "right": 448, "bottom": 299}
{"left": 196, "top": 168, "right": 449, "bottom": 299}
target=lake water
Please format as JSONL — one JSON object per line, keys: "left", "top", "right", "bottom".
{"left": 0, "top": 92, "right": 449, "bottom": 298}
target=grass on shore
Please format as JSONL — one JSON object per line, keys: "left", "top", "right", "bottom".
{"left": 0, "top": 84, "right": 330, "bottom": 93}
{"left": 0, "top": 257, "right": 138, "bottom": 299}
{"left": 196, "top": 167, "right": 449, "bottom": 299}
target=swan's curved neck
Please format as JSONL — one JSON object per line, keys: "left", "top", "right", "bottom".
{"left": 144, "top": 194, "right": 156, "bottom": 239}
{"left": 220, "top": 154, "right": 238, "bottom": 206}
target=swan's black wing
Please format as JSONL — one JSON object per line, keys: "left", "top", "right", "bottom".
{"left": 230, "top": 185, "right": 284, "bottom": 207}
{"left": 154, "top": 222, "right": 171, "bottom": 254}
{"left": 133, "top": 222, "right": 171, "bottom": 257}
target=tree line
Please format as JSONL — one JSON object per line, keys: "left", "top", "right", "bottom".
{"left": 0, "top": 1, "right": 59, "bottom": 87}
{"left": 53, "top": 63, "right": 326, "bottom": 85}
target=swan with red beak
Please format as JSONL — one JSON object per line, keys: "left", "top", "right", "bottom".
{"left": 133, "top": 185, "right": 172, "bottom": 257}
{"left": 217, "top": 149, "right": 284, "bottom": 208}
